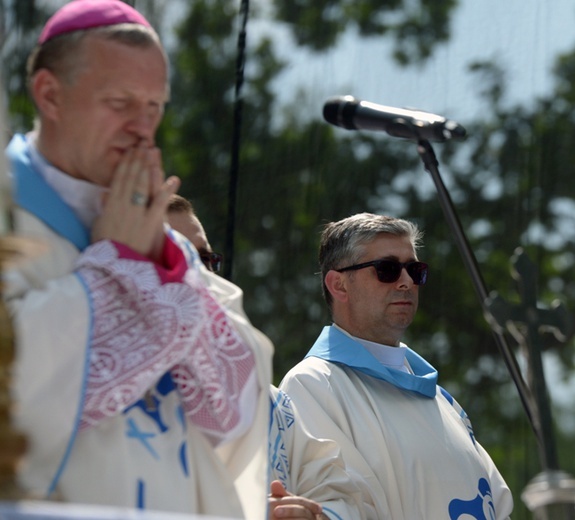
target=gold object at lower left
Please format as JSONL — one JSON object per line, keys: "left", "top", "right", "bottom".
{"left": 0, "top": 237, "right": 34, "bottom": 500}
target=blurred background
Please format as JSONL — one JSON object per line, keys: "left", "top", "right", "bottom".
{"left": 2, "top": 1, "right": 575, "bottom": 517}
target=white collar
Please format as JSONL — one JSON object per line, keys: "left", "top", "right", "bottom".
{"left": 27, "top": 132, "right": 107, "bottom": 229}
{"left": 333, "top": 323, "right": 412, "bottom": 373}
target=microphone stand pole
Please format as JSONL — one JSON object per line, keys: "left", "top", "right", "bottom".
{"left": 415, "top": 139, "right": 539, "bottom": 444}
{"left": 225, "top": 0, "right": 250, "bottom": 282}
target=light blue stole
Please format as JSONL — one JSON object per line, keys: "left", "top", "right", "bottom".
{"left": 306, "top": 325, "right": 438, "bottom": 398}
{"left": 6, "top": 133, "right": 90, "bottom": 251}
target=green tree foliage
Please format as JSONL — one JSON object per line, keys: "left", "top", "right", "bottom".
{"left": 1, "top": 0, "right": 51, "bottom": 130}
{"left": 273, "top": 0, "right": 458, "bottom": 64}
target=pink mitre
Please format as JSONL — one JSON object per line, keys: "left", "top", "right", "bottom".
{"left": 38, "top": 0, "right": 151, "bottom": 44}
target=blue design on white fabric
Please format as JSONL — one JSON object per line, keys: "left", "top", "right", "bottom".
{"left": 126, "top": 394, "right": 168, "bottom": 433}
{"left": 6, "top": 134, "right": 90, "bottom": 251}
{"left": 440, "top": 386, "right": 477, "bottom": 447}
{"left": 137, "top": 479, "right": 145, "bottom": 510}
{"left": 123, "top": 372, "right": 189, "bottom": 477}
{"left": 440, "top": 386, "right": 454, "bottom": 405}
{"left": 176, "top": 402, "right": 185, "bottom": 428}
{"left": 125, "top": 372, "right": 177, "bottom": 433}
{"left": 322, "top": 506, "right": 344, "bottom": 520}
{"left": 179, "top": 442, "right": 189, "bottom": 477}
{"left": 306, "top": 326, "right": 438, "bottom": 398}
{"left": 126, "top": 417, "right": 159, "bottom": 459}
{"left": 269, "top": 389, "right": 295, "bottom": 489}
{"left": 124, "top": 378, "right": 190, "bottom": 508}
{"left": 449, "top": 478, "right": 496, "bottom": 520}
{"left": 175, "top": 402, "right": 188, "bottom": 476}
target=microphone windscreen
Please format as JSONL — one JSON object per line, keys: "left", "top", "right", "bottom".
{"left": 322, "top": 96, "right": 358, "bottom": 130}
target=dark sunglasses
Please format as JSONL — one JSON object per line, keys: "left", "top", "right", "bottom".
{"left": 200, "top": 252, "right": 223, "bottom": 273}
{"left": 335, "top": 259, "right": 428, "bottom": 285}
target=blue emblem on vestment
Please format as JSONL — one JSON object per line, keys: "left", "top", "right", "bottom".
{"left": 449, "top": 478, "right": 496, "bottom": 520}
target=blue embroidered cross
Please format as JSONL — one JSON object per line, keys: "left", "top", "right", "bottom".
{"left": 126, "top": 417, "right": 159, "bottom": 459}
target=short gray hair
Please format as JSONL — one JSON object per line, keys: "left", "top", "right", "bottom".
{"left": 319, "top": 213, "right": 423, "bottom": 310}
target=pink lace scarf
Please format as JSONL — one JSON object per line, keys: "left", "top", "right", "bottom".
{"left": 76, "top": 238, "right": 256, "bottom": 441}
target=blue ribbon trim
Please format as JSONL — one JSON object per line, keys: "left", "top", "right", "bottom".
{"left": 305, "top": 326, "right": 438, "bottom": 398}
{"left": 6, "top": 134, "right": 90, "bottom": 251}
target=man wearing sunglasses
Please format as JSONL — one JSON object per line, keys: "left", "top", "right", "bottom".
{"left": 280, "top": 213, "right": 513, "bottom": 520}
{"left": 167, "top": 195, "right": 224, "bottom": 273}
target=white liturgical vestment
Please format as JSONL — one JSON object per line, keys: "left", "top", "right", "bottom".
{"left": 280, "top": 325, "right": 514, "bottom": 520}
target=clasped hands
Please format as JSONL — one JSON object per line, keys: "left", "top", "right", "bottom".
{"left": 92, "top": 142, "right": 180, "bottom": 262}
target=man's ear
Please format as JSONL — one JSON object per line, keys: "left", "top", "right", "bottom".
{"left": 324, "top": 270, "right": 349, "bottom": 303}
{"left": 31, "top": 69, "right": 63, "bottom": 121}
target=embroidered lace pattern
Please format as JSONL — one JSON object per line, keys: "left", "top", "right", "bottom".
{"left": 76, "top": 240, "right": 255, "bottom": 438}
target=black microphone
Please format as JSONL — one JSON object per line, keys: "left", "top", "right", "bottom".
{"left": 323, "top": 95, "right": 466, "bottom": 142}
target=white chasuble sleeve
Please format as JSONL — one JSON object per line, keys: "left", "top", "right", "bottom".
{"left": 202, "top": 268, "right": 274, "bottom": 520}
{"left": 9, "top": 269, "right": 91, "bottom": 495}
{"left": 269, "top": 386, "right": 366, "bottom": 520}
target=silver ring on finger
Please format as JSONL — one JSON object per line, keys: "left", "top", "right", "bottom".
{"left": 131, "top": 191, "right": 147, "bottom": 206}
